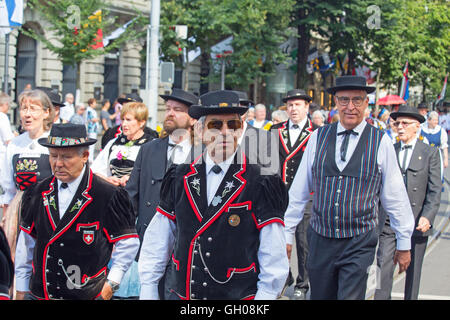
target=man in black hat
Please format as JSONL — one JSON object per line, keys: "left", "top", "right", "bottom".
{"left": 374, "top": 106, "right": 441, "bottom": 300}
{"left": 126, "top": 88, "right": 198, "bottom": 299}
{"left": 417, "top": 102, "right": 429, "bottom": 120}
{"left": 271, "top": 88, "right": 316, "bottom": 299}
{"left": 284, "top": 76, "right": 415, "bottom": 299}
{"left": 14, "top": 123, "right": 139, "bottom": 300}
{"left": 138, "top": 90, "right": 289, "bottom": 300}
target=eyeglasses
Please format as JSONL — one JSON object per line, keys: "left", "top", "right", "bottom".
{"left": 206, "top": 119, "right": 242, "bottom": 130}
{"left": 392, "top": 120, "right": 417, "bottom": 128}
{"left": 19, "top": 104, "right": 44, "bottom": 115}
{"left": 335, "top": 96, "right": 366, "bottom": 107}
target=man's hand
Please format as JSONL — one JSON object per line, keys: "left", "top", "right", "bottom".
{"left": 100, "top": 282, "right": 114, "bottom": 300}
{"left": 393, "top": 250, "right": 411, "bottom": 273}
{"left": 119, "top": 175, "right": 130, "bottom": 187}
{"left": 286, "top": 244, "right": 292, "bottom": 260}
{"left": 15, "top": 291, "right": 27, "bottom": 300}
{"left": 416, "top": 217, "right": 431, "bottom": 233}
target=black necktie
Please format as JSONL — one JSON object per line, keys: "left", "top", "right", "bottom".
{"left": 292, "top": 124, "right": 299, "bottom": 129}
{"left": 60, "top": 182, "right": 68, "bottom": 189}
{"left": 338, "top": 129, "right": 359, "bottom": 162}
{"left": 401, "top": 144, "right": 412, "bottom": 171}
{"left": 211, "top": 165, "right": 222, "bottom": 174}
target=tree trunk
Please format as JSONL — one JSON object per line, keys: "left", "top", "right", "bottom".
{"left": 296, "top": 8, "right": 310, "bottom": 89}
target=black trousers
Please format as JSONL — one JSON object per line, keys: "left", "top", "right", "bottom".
{"left": 375, "top": 220, "right": 428, "bottom": 300}
{"left": 307, "top": 226, "right": 378, "bottom": 300}
{"left": 293, "top": 200, "right": 312, "bottom": 291}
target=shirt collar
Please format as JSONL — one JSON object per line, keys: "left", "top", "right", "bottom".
{"left": 400, "top": 137, "right": 417, "bottom": 150}
{"left": 58, "top": 165, "right": 86, "bottom": 193}
{"left": 337, "top": 120, "right": 367, "bottom": 135}
{"left": 168, "top": 135, "right": 192, "bottom": 151}
{"left": 205, "top": 150, "right": 236, "bottom": 175}
{"left": 289, "top": 118, "right": 307, "bottom": 130}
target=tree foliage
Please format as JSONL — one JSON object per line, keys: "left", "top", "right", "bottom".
{"left": 24, "top": 0, "right": 145, "bottom": 89}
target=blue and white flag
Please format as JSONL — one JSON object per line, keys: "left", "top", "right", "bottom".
{"left": 0, "top": 0, "right": 23, "bottom": 36}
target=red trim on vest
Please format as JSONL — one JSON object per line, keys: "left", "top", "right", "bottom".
{"left": 251, "top": 212, "right": 285, "bottom": 229}
{"left": 183, "top": 154, "right": 204, "bottom": 222}
{"left": 226, "top": 262, "right": 256, "bottom": 278}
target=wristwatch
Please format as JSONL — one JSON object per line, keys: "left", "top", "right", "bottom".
{"left": 107, "top": 280, "right": 120, "bottom": 292}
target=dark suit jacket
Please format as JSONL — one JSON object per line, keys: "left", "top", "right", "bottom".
{"left": 394, "top": 140, "right": 442, "bottom": 237}
{"left": 126, "top": 137, "right": 170, "bottom": 247}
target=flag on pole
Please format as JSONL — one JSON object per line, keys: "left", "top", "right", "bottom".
{"left": 0, "top": 0, "right": 23, "bottom": 36}
{"left": 102, "top": 18, "right": 136, "bottom": 47}
{"left": 399, "top": 60, "right": 409, "bottom": 101}
{"left": 435, "top": 73, "right": 448, "bottom": 107}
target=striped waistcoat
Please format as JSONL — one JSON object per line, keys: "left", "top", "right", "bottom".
{"left": 311, "top": 123, "right": 384, "bottom": 238}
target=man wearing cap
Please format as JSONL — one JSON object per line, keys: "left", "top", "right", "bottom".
{"left": 374, "top": 106, "right": 441, "bottom": 300}
{"left": 35, "top": 87, "right": 67, "bottom": 124}
{"left": 271, "top": 89, "right": 316, "bottom": 299}
{"left": 14, "top": 123, "right": 139, "bottom": 300}
{"left": 138, "top": 90, "right": 289, "bottom": 300}
{"left": 284, "top": 76, "right": 415, "bottom": 300}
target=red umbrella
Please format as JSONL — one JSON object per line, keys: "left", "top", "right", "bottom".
{"left": 376, "top": 94, "right": 406, "bottom": 105}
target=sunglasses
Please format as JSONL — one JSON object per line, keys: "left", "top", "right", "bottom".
{"left": 206, "top": 119, "right": 242, "bottom": 130}
{"left": 392, "top": 120, "right": 418, "bottom": 128}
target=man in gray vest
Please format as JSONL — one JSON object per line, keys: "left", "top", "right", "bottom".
{"left": 284, "top": 76, "right": 415, "bottom": 299}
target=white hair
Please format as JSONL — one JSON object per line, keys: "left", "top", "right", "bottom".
{"left": 312, "top": 110, "right": 325, "bottom": 120}
{"left": 272, "top": 110, "right": 288, "bottom": 122}
{"left": 428, "top": 111, "right": 439, "bottom": 120}
{"left": 254, "top": 103, "right": 266, "bottom": 111}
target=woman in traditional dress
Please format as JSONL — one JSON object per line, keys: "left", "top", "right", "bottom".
{"left": 92, "top": 102, "right": 153, "bottom": 187}
{"left": 0, "top": 89, "right": 55, "bottom": 258}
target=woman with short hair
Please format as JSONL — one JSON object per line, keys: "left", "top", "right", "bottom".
{"left": 92, "top": 102, "right": 153, "bottom": 187}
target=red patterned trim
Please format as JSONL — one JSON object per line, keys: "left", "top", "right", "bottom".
{"left": 81, "top": 266, "right": 107, "bottom": 284}
{"left": 19, "top": 222, "right": 35, "bottom": 236}
{"left": 226, "top": 201, "right": 252, "bottom": 211}
{"left": 226, "top": 262, "right": 256, "bottom": 278}
{"left": 156, "top": 206, "right": 176, "bottom": 221}
{"left": 241, "top": 294, "right": 256, "bottom": 300}
{"left": 76, "top": 221, "right": 100, "bottom": 231}
{"left": 183, "top": 154, "right": 204, "bottom": 222}
{"left": 102, "top": 228, "right": 139, "bottom": 243}
{"left": 41, "top": 177, "right": 57, "bottom": 231}
{"left": 172, "top": 254, "right": 180, "bottom": 271}
{"left": 251, "top": 213, "right": 285, "bottom": 229}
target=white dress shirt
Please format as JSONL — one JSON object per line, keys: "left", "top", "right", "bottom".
{"left": 138, "top": 151, "right": 289, "bottom": 300}
{"left": 14, "top": 165, "right": 139, "bottom": 292}
{"left": 167, "top": 136, "right": 192, "bottom": 165}
{"left": 284, "top": 120, "right": 415, "bottom": 251}
{"left": 288, "top": 117, "right": 307, "bottom": 147}
{"left": 398, "top": 138, "right": 418, "bottom": 171}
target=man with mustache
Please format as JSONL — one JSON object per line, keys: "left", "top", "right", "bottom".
{"left": 138, "top": 90, "right": 289, "bottom": 300}
{"left": 284, "top": 76, "right": 415, "bottom": 300}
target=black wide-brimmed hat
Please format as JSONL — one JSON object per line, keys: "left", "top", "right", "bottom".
{"left": 188, "top": 90, "right": 248, "bottom": 119}
{"left": 234, "top": 91, "right": 254, "bottom": 106}
{"left": 117, "top": 93, "right": 143, "bottom": 105}
{"left": 326, "top": 75, "right": 375, "bottom": 95}
{"left": 159, "top": 88, "right": 199, "bottom": 107}
{"left": 390, "top": 105, "right": 425, "bottom": 123}
{"left": 38, "top": 123, "right": 97, "bottom": 148}
{"left": 417, "top": 102, "right": 428, "bottom": 110}
{"left": 35, "top": 87, "right": 65, "bottom": 107}
{"left": 282, "top": 89, "right": 312, "bottom": 103}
